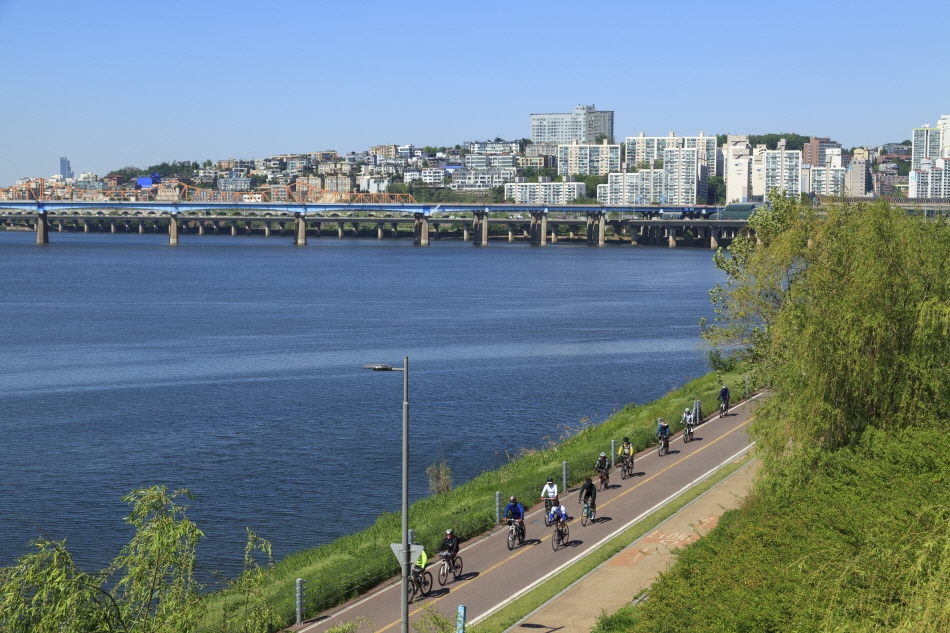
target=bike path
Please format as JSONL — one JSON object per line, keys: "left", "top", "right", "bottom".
{"left": 296, "top": 395, "right": 763, "bottom": 633}
{"left": 506, "top": 456, "right": 760, "bottom": 633}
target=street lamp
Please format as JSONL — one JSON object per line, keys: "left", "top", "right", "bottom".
{"left": 363, "top": 357, "right": 409, "bottom": 633}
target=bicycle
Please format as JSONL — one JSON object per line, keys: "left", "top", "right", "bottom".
{"left": 596, "top": 468, "right": 609, "bottom": 491}
{"left": 683, "top": 423, "right": 694, "bottom": 443}
{"left": 719, "top": 400, "right": 728, "bottom": 418}
{"left": 408, "top": 567, "right": 433, "bottom": 602}
{"left": 620, "top": 454, "right": 633, "bottom": 479}
{"left": 437, "top": 551, "right": 462, "bottom": 585}
{"left": 506, "top": 518, "right": 525, "bottom": 550}
{"left": 580, "top": 498, "right": 595, "bottom": 526}
{"left": 551, "top": 521, "right": 570, "bottom": 551}
{"left": 657, "top": 434, "right": 669, "bottom": 456}
{"left": 542, "top": 496, "right": 559, "bottom": 527}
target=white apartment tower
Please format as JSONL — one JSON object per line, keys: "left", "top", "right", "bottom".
{"left": 557, "top": 140, "right": 621, "bottom": 176}
{"left": 624, "top": 131, "right": 719, "bottom": 177}
{"left": 764, "top": 139, "right": 802, "bottom": 199}
{"left": 663, "top": 147, "right": 705, "bottom": 205}
{"left": 724, "top": 135, "right": 752, "bottom": 203}
{"left": 530, "top": 105, "right": 614, "bottom": 144}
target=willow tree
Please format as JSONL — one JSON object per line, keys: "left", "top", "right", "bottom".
{"left": 703, "top": 197, "right": 950, "bottom": 471}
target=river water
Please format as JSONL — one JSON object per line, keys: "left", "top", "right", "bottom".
{"left": 0, "top": 230, "right": 723, "bottom": 578}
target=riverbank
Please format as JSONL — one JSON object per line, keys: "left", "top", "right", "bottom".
{"left": 202, "top": 367, "right": 751, "bottom": 630}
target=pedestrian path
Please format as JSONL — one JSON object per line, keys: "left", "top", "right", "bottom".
{"left": 505, "top": 457, "right": 760, "bottom": 633}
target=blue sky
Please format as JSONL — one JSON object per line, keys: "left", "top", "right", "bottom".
{"left": 1, "top": 0, "right": 947, "bottom": 186}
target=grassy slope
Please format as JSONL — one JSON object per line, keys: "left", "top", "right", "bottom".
{"left": 597, "top": 425, "right": 950, "bottom": 632}
{"left": 203, "top": 368, "right": 748, "bottom": 628}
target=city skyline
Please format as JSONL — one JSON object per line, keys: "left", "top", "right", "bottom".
{"left": 1, "top": 0, "right": 948, "bottom": 187}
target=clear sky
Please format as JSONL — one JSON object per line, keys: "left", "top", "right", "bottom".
{"left": 1, "top": 0, "right": 947, "bottom": 186}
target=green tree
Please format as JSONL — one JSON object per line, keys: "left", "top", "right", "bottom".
{"left": 707, "top": 175, "right": 725, "bottom": 204}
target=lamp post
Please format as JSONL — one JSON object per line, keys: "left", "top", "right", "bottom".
{"left": 363, "top": 357, "right": 409, "bottom": 633}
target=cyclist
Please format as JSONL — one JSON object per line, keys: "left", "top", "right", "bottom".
{"left": 541, "top": 477, "right": 558, "bottom": 505}
{"left": 578, "top": 477, "right": 597, "bottom": 520}
{"left": 548, "top": 501, "right": 568, "bottom": 527}
{"left": 439, "top": 529, "right": 460, "bottom": 572}
{"left": 594, "top": 452, "right": 609, "bottom": 480}
{"left": 718, "top": 384, "right": 731, "bottom": 412}
{"left": 681, "top": 407, "right": 692, "bottom": 426}
{"left": 413, "top": 546, "right": 428, "bottom": 576}
{"left": 503, "top": 496, "right": 526, "bottom": 539}
{"left": 656, "top": 418, "right": 670, "bottom": 451}
{"left": 617, "top": 436, "right": 634, "bottom": 468}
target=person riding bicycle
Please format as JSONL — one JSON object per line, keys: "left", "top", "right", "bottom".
{"left": 541, "top": 477, "right": 558, "bottom": 504}
{"left": 718, "top": 385, "right": 731, "bottom": 410}
{"left": 548, "top": 502, "right": 568, "bottom": 527}
{"left": 681, "top": 407, "right": 694, "bottom": 427}
{"left": 617, "top": 436, "right": 634, "bottom": 467}
{"left": 578, "top": 477, "right": 597, "bottom": 520}
{"left": 594, "top": 452, "right": 609, "bottom": 478}
{"left": 503, "top": 496, "right": 526, "bottom": 539}
{"left": 439, "top": 529, "right": 460, "bottom": 572}
{"left": 413, "top": 547, "right": 428, "bottom": 576}
{"left": 656, "top": 419, "right": 670, "bottom": 447}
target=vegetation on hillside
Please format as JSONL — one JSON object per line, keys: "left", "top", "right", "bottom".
{"left": 602, "top": 197, "right": 950, "bottom": 631}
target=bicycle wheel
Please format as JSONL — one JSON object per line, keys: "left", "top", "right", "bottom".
{"left": 507, "top": 529, "right": 516, "bottom": 551}
{"left": 658, "top": 440, "right": 664, "bottom": 457}
{"left": 438, "top": 561, "right": 448, "bottom": 586}
{"left": 453, "top": 556, "right": 463, "bottom": 580}
{"left": 562, "top": 524, "right": 570, "bottom": 545}
{"left": 420, "top": 571, "right": 433, "bottom": 597}
{"left": 597, "top": 474, "right": 603, "bottom": 491}
{"left": 551, "top": 528, "right": 560, "bottom": 551}
{"left": 408, "top": 578, "right": 417, "bottom": 602}
{"left": 581, "top": 505, "right": 589, "bottom": 527}
{"left": 518, "top": 524, "right": 525, "bottom": 545}
{"left": 543, "top": 502, "right": 551, "bottom": 527}
{"left": 604, "top": 472, "right": 609, "bottom": 488}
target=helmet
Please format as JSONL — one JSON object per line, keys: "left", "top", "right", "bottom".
{"left": 623, "top": 437, "right": 629, "bottom": 443}
{"left": 685, "top": 408, "right": 690, "bottom": 413}
{"left": 446, "top": 529, "right": 453, "bottom": 536}
{"left": 600, "top": 452, "right": 606, "bottom": 457}
{"left": 547, "top": 477, "right": 554, "bottom": 484}
{"left": 585, "top": 477, "right": 592, "bottom": 484}
{"left": 509, "top": 496, "right": 516, "bottom": 502}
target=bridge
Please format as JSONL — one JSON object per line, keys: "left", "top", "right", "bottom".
{"left": 0, "top": 203, "right": 748, "bottom": 248}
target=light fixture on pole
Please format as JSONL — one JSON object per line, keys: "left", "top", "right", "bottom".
{"left": 363, "top": 358, "right": 409, "bottom": 633}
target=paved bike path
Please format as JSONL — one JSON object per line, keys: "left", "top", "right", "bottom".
{"left": 296, "top": 395, "right": 763, "bottom": 633}
{"left": 507, "top": 457, "right": 760, "bottom": 633}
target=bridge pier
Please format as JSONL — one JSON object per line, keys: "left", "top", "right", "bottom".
{"left": 463, "top": 227, "right": 469, "bottom": 241}
{"left": 530, "top": 210, "right": 548, "bottom": 245}
{"left": 377, "top": 223, "right": 384, "bottom": 239}
{"left": 550, "top": 225, "right": 558, "bottom": 243}
{"left": 351, "top": 222, "right": 359, "bottom": 238}
{"left": 391, "top": 223, "right": 398, "bottom": 238}
{"left": 668, "top": 227, "right": 677, "bottom": 248}
{"left": 57, "top": 221, "right": 63, "bottom": 232}
{"left": 231, "top": 222, "right": 237, "bottom": 236}
{"left": 710, "top": 228, "right": 719, "bottom": 249}
{"left": 413, "top": 213, "right": 429, "bottom": 246}
{"left": 508, "top": 224, "right": 514, "bottom": 242}
{"left": 36, "top": 211, "right": 49, "bottom": 244}
{"left": 198, "top": 222, "right": 204, "bottom": 235}
{"left": 169, "top": 214, "right": 179, "bottom": 245}
{"left": 110, "top": 221, "right": 116, "bottom": 234}
{"left": 138, "top": 221, "right": 144, "bottom": 234}
{"left": 336, "top": 222, "right": 343, "bottom": 238}
{"left": 264, "top": 222, "right": 270, "bottom": 237}
{"left": 473, "top": 210, "right": 489, "bottom": 246}
{"left": 294, "top": 213, "right": 307, "bottom": 245}
{"left": 586, "top": 211, "right": 606, "bottom": 246}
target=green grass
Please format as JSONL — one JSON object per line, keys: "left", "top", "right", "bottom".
{"left": 595, "top": 425, "right": 950, "bottom": 632}
{"left": 470, "top": 455, "right": 751, "bottom": 633}
{"left": 201, "top": 368, "right": 750, "bottom": 630}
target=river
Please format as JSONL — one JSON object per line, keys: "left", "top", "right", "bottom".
{"left": 0, "top": 230, "right": 724, "bottom": 578}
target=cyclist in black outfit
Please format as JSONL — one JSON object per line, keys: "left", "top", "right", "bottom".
{"left": 439, "top": 529, "right": 460, "bottom": 572}
{"left": 578, "top": 477, "right": 597, "bottom": 520}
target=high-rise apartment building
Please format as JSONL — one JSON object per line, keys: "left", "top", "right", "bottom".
{"left": 910, "top": 158, "right": 950, "bottom": 198}
{"left": 663, "top": 147, "right": 706, "bottom": 205}
{"left": 59, "top": 157, "right": 74, "bottom": 179}
{"left": 624, "top": 132, "right": 718, "bottom": 177}
{"left": 802, "top": 137, "right": 841, "bottom": 168}
{"left": 557, "top": 140, "right": 621, "bottom": 176}
{"left": 530, "top": 105, "right": 614, "bottom": 144}
{"left": 597, "top": 170, "right": 665, "bottom": 205}
{"left": 505, "top": 180, "right": 586, "bottom": 204}
{"left": 724, "top": 135, "right": 752, "bottom": 203}
{"left": 764, "top": 139, "right": 801, "bottom": 199}
{"left": 912, "top": 123, "right": 946, "bottom": 170}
